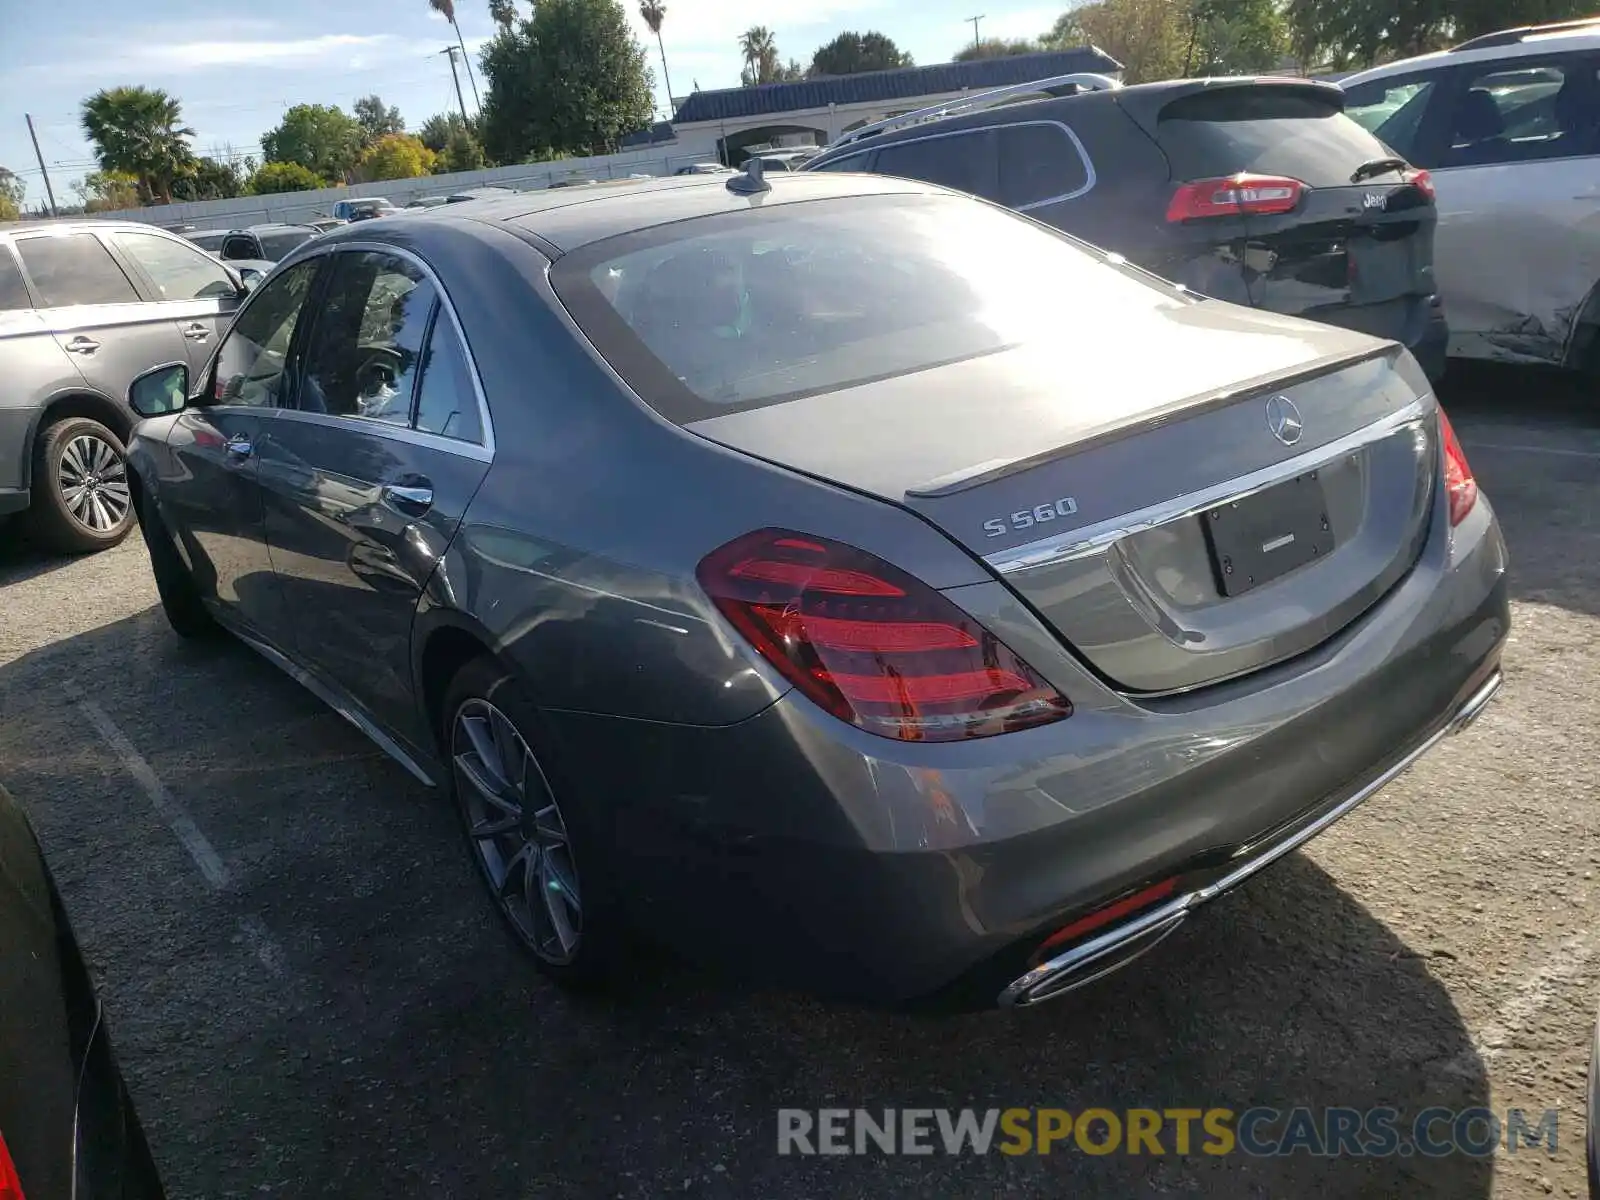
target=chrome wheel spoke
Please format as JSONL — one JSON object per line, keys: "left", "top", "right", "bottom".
{"left": 454, "top": 750, "right": 522, "bottom": 819}
{"left": 91, "top": 438, "right": 113, "bottom": 474}
{"left": 60, "top": 440, "right": 89, "bottom": 481}
{"left": 87, "top": 494, "right": 108, "bottom": 529}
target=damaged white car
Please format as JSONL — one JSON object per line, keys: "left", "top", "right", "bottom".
{"left": 1341, "top": 18, "right": 1600, "bottom": 375}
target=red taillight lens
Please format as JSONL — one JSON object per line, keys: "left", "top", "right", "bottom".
{"left": 1405, "top": 167, "right": 1435, "bottom": 201}
{"left": 1438, "top": 405, "right": 1478, "bottom": 526}
{"left": 697, "top": 529, "right": 1072, "bottom": 742}
{"left": 1166, "top": 174, "right": 1306, "bottom": 222}
{"left": 1033, "top": 877, "right": 1180, "bottom": 961}
{"left": 0, "top": 1130, "right": 25, "bottom": 1200}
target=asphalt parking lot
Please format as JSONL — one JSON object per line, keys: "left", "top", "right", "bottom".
{"left": 1, "top": 364, "right": 1596, "bottom": 1199}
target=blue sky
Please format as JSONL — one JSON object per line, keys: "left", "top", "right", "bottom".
{"left": 0, "top": 0, "right": 1069, "bottom": 208}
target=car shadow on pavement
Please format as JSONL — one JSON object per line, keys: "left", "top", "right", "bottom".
{"left": 0, "top": 609, "right": 1499, "bottom": 1200}
{"left": 0, "top": 522, "right": 96, "bottom": 588}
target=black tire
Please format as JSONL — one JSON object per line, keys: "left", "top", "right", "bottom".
{"left": 442, "top": 657, "right": 629, "bottom": 990}
{"left": 24, "top": 416, "right": 135, "bottom": 554}
{"left": 138, "top": 498, "right": 219, "bottom": 639}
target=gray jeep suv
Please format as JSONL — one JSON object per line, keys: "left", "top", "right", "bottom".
{"left": 0, "top": 220, "right": 247, "bottom": 552}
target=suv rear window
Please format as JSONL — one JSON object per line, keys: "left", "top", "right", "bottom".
{"left": 1158, "top": 88, "right": 1402, "bottom": 187}
{"left": 996, "top": 123, "right": 1089, "bottom": 206}
{"left": 550, "top": 193, "right": 1180, "bottom": 423}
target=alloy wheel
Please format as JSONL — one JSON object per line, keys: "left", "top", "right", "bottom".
{"left": 57, "top": 434, "right": 130, "bottom": 533}
{"left": 451, "top": 698, "right": 583, "bottom": 964}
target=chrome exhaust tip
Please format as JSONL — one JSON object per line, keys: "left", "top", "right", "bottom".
{"left": 1447, "top": 671, "right": 1503, "bottom": 735}
{"left": 999, "top": 905, "right": 1189, "bottom": 1008}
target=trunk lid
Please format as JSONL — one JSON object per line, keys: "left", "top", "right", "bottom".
{"left": 687, "top": 305, "right": 1437, "bottom": 695}
{"left": 1132, "top": 81, "right": 1439, "bottom": 343}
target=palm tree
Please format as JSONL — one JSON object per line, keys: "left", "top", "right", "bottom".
{"left": 639, "top": 0, "right": 676, "bottom": 118}
{"left": 80, "top": 87, "right": 196, "bottom": 205}
{"left": 739, "top": 26, "right": 778, "bottom": 85}
{"left": 488, "top": 0, "right": 517, "bottom": 30}
{"left": 428, "top": 0, "right": 481, "bottom": 110}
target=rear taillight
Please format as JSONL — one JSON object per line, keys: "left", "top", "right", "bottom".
{"left": 0, "top": 1130, "right": 24, "bottom": 1200}
{"left": 697, "top": 529, "right": 1072, "bottom": 742}
{"left": 1438, "top": 406, "right": 1478, "bottom": 526}
{"left": 1405, "top": 167, "right": 1435, "bottom": 201}
{"left": 1166, "top": 174, "right": 1306, "bottom": 222}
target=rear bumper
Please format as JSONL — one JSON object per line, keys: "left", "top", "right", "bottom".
{"left": 1407, "top": 297, "right": 1450, "bottom": 382}
{"left": 541, "top": 495, "right": 1509, "bottom": 1005}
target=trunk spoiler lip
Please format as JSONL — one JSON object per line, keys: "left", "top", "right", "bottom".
{"left": 982, "top": 392, "right": 1430, "bottom": 578}
{"left": 904, "top": 341, "right": 1400, "bottom": 499}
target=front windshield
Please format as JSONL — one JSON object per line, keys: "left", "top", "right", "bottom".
{"left": 551, "top": 192, "right": 1182, "bottom": 422}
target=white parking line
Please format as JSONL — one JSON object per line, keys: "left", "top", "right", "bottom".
{"left": 1440, "top": 927, "right": 1600, "bottom": 1078}
{"left": 1459, "top": 438, "right": 1600, "bottom": 460}
{"left": 64, "top": 681, "right": 289, "bottom": 979}
{"left": 66, "top": 681, "right": 232, "bottom": 889}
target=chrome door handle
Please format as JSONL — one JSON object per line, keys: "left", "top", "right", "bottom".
{"left": 183, "top": 323, "right": 210, "bottom": 341}
{"left": 65, "top": 336, "right": 100, "bottom": 355}
{"left": 225, "top": 434, "right": 253, "bottom": 459}
{"left": 382, "top": 483, "right": 433, "bottom": 514}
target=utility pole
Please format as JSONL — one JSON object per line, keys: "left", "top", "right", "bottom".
{"left": 24, "top": 115, "right": 58, "bottom": 217}
{"left": 966, "top": 15, "right": 985, "bottom": 50}
{"left": 440, "top": 47, "right": 470, "bottom": 126}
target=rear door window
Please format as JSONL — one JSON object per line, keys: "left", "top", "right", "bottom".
{"left": 14, "top": 233, "right": 139, "bottom": 306}
{"left": 0, "top": 247, "right": 31, "bottom": 311}
{"left": 1157, "top": 88, "right": 1404, "bottom": 185}
{"left": 871, "top": 129, "right": 998, "bottom": 198}
{"left": 1441, "top": 56, "right": 1600, "bottom": 167}
{"left": 995, "top": 122, "right": 1091, "bottom": 207}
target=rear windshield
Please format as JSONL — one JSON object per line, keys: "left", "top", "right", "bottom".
{"left": 550, "top": 193, "right": 1183, "bottom": 423}
{"left": 1158, "top": 89, "right": 1401, "bottom": 187}
{"left": 187, "top": 231, "right": 228, "bottom": 252}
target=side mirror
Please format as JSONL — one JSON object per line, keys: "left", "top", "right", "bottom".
{"left": 238, "top": 268, "right": 264, "bottom": 291}
{"left": 128, "top": 362, "right": 190, "bottom": 418}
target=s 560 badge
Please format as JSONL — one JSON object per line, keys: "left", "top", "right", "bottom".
{"left": 984, "top": 498, "right": 1078, "bottom": 538}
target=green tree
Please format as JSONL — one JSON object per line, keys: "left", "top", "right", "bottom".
{"left": 809, "top": 31, "right": 913, "bottom": 76}
{"left": 1045, "top": 0, "right": 1187, "bottom": 81}
{"left": 80, "top": 86, "right": 196, "bottom": 205}
{"left": 354, "top": 95, "right": 406, "bottom": 147}
{"left": 73, "top": 170, "right": 142, "bottom": 211}
{"left": 171, "top": 156, "right": 248, "bottom": 201}
{"left": 1184, "top": 0, "right": 1288, "bottom": 74}
{"left": 248, "top": 161, "right": 326, "bottom": 195}
{"left": 261, "top": 104, "right": 365, "bottom": 184}
{"left": 954, "top": 36, "right": 1041, "bottom": 61}
{"left": 437, "top": 128, "right": 488, "bottom": 171}
{"left": 0, "top": 168, "right": 23, "bottom": 220}
{"left": 419, "top": 111, "right": 478, "bottom": 152}
{"left": 479, "top": 0, "right": 655, "bottom": 162}
{"left": 489, "top": 0, "right": 518, "bottom": 30}
{"left": 639, "top": 0, "right": 675, "bottom": 115}
{"left": 1283, "top": 0, "right": 1590, "bottom": 67}
{"left": 738, "top": 26, "right": 778, "bottom": 85}
{"left": 359, "top": 133, "right": 437, "bottom": 180}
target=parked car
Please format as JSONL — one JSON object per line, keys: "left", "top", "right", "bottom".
{"left": 307, "top": 217, "right": 348, "bottom": 232}
{"left": 0, "top": 782, "right": 165, "bottom": 1198}
{"left": 121, "top": 173, "right": 1507, "bottom": 1008}
{"left": 406, "top": 196, "right": 451, "bottom": 209}
{"left": 746, "top": 148, "right": 817, "bottom": 171}
{"left": 804, "top": 73, "right": 1450, "bottom": 380}
{"left": 332, "top": 197, "right": 399, "bottom": 223}
{"left": 181, "top": 228, "right": 231, "bottom": 254}
{"left": 1339, "top": 19, "right": 1600, "bottom": 374}
{"left": 674, "top": 162, "right": 736, "bottom": 175}
{"left": 215, "top": 223, "right": 320, "bottom": 265}
{"left": 0, "top": 220, "right": 247, "bottom": 552}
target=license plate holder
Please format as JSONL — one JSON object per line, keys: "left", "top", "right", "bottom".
{"left": 1202, "top": 472, "right": 1334, "bottom": 598}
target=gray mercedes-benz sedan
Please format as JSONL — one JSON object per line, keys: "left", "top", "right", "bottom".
{"left": 121, "top": 171, "right": 1509, "bottom": 1008}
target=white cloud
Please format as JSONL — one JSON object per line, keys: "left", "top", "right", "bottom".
{"left": 134, "top": 34, "right": 402, "bottom": 72}
{"left": 979, "top": 7, "right": 1062, "bottom": 41}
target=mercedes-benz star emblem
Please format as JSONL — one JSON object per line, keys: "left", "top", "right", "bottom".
{"left": 1265, "top": 395, "right": 1304, "bottom": 446}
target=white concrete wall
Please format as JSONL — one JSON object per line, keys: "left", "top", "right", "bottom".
{"left": 83, "top": 133, "right": 726, "bottom": 228}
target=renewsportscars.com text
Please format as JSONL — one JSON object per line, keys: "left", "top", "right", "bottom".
{"left": 776, "top": 1107, "right": 1560, "bottom": 1158}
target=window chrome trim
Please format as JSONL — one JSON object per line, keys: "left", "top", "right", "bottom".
{"left": 984, "top": 398, "right": 1430, "bottom": 576}
{"left": 262, "top": 238, "right": 498, "bottom": 460}
{"left": 810, "top": 119, "right": 1097, "bottom": 206}
{"left": 264, "top": 407, "right": 493, "bottom": 463}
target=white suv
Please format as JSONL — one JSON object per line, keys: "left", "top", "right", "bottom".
{"left": 1340, "top": 19, "right": 1600, "bottom": 375}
